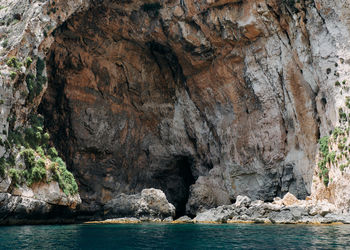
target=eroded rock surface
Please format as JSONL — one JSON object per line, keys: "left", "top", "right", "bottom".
{"left": 41, "top": 0, "right": 325, "bottom": 216}
{"left": 1, "top": 0, "right": 350, "bottom": 222}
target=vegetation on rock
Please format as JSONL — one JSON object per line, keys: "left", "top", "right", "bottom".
{"left": 3, "top": 114, "right": 78, "bottom": 195}
{"left": 318, "top": 81, "right": 350, "bottom": 186}
{"left": 26, "top": 57, "right": 47, "bottom": 102}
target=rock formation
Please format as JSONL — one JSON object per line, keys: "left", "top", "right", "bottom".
{"left": 104, "top": 188, "right": 175, "bottom": 220}
{"left": 1, "top": 0, "right": 350, "bottom": 223}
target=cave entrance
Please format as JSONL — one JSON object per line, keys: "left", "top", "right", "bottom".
{"left": 155, "top": 156, "right": 195, "bottom": 218}
{"left": 40, "top": 0, "right": 196, "bottom": 216}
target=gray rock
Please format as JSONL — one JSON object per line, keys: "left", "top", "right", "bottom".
{"left": 235, "top": 196, "right": 251, "bottom": 207}
{"left": 0, "top": 176, "right": 10, "bottom": 193}
{"left": 173, "top": 216, "right": 193, "bottom": 223}
{"left": 194, "top": 205, "right": 236, "bottom": 223}
{"left": 0, "top": 193, "right": 77, "bottom": 225}
{"left": 268, "top": 210, "right": 294, "bottom": 224}
{"left": 104, "top": 188, "right": 175, "bottom": 220}
{"left": 162, "top": 216, "right": 173, "bottom": 223}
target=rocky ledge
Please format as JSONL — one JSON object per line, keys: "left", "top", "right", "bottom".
{"left": 193, "top": 193, "right": 350, "bottom": 224}
{"left": 92, "top": 192, "right": 350, "bottom": 225}
{"left": 0, "top": 177, "right": 81, "bottom": 225}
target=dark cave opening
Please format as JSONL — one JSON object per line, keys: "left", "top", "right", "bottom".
{"left": 175, "top": 156, "right": 196, "bottom": 217}
{"left": 154, "top": 156, "right": 196, "bottom": 218}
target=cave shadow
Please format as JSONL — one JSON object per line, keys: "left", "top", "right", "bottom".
{"left": 153, "top": 156, "right": 196, "bottom": 218}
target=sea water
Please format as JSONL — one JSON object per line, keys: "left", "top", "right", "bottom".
{"left": 1, "top": 223, "right": 350, "bottom": 249}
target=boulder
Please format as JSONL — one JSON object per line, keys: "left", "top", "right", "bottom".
{"left": 282, "top": 192, "right": 300, "bottom": 206}
{"left": 235, "top": 196, "right": 251, "bottom": 207}
{"left": 104, "top": 188, "right": 175, "bottom": 220}
{"left": 309, "top": 201, "right": 336, "bottom": 217}
{"left": 194, "top": 205, "right": 236, "bottom": 223}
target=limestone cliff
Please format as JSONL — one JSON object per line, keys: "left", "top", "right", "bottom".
{"left": 1, "top": 0, "right": 350, "bottom": 223}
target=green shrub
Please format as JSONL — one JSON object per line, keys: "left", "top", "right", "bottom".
{"left": 340, "top": 164, "right": 347, "bottom": 172}
{"left": 48, "top": 147, "right": 58, "bottom": 158}
{"left": 26, "top": 73, "right": 45, "bottom": 102}
{"left": 21, "top": 148, "right": 36, "bottom": 169}
{"left": 36, "top": 57, "right": 45, "bottom": 75}
{"left": 25, "top": 57, "right": 32, "bottom": 67}
{"left": 333, "top": 128, "right": 343, "bottom": 139}
{"left": 30, "top": 114, "right": 44, "bottom": 128}
{"left": 9, "top": 168, "right": 22, "bottom": 186}
{"left": 346, "top": 97, "right": 350, "bottom": 109}
{"left": 327, "top": 151, "right": 336, "bottom": 163}
{"left": 10, "top": 71, "right": 16, "bottom": 80}
{"left": 51, "top": 157, "right": 78, "bottom": 195}
{"left": 42, "top": 132, "right": 50, "bottom": 145}
{"left": 318, "top": 136, "right": 331, "bottom": 187}
{"left": 36, "top": 146, "right": 45, "bottom": 157}
{"left": 8, "top": 130, "right": 24, "bottom": 146}
{"left": 28, "top": 159, "right": 46, "bottom": 184}
{"left": 7, "top": 57, "right": 22, "bottom": 69}
{"left": 4, "top": 111, "right": 78, "bottom": 194}
{"left": 319, "top": 136, "right": 330, "bottom": 156}
{"left": 26, "top": 59, "right": 47, "bottom": 102}
{"left": 20, "top": 149, "right": 47, "bottom": 186}
{"left": 24, "top": 126, "right": 45, "bottom": 148}
{"left": 335, "top": 81, "right": 341, "bottom": 86}
{"left": 323, "top": 176, "right": 329, "bottom": 186}
{"left": 339, "top": 108, "right": 347, "bottom": 121}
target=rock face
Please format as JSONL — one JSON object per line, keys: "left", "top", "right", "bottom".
{"left": 1, "top": 0, "right": 350, "bottom": 222}
{"left": 0, "top": 192, "right": 79, "bottom": 225}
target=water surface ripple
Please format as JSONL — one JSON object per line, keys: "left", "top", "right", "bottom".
{"left": 1, "top": 223, "right": 350, "bottom": 249}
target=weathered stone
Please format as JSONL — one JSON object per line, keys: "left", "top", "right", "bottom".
{"left": 282, "top": 193, "right": 300, "bottom": 206}
{"left": 0, "top": 176, "right": 11, "bottom": 193}
{"left": 309, "top": 202, "right": 336, "bottom": 217}
{"left": 194, "top": 204, "right": 236, "bottom": 223}
{"left": 172, "top": 216, "right": 193, "bottom": 224}
{"left": 104, "top": 188, "right": 175, "bottom": 220}
{"left": 0, "top": 193, "right": 77, "bottom": 225}
{"left": 235, "top": 196, "right": 251, "bottom": 207}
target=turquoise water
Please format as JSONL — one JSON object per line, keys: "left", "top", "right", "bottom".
{"left": 1, "top": 223, "right": 350, "bottom": 249}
